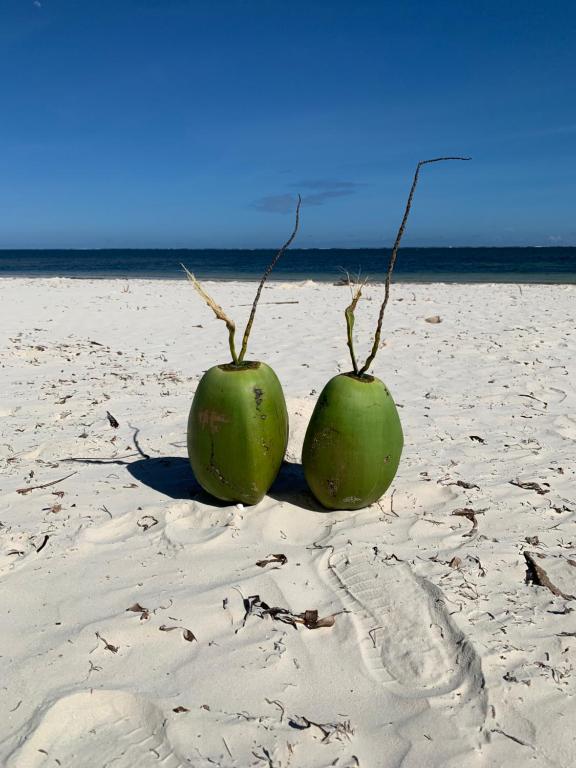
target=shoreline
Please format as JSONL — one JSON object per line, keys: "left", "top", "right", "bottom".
{"left": 2, "top": 273, "right": 576, "bottom": 285}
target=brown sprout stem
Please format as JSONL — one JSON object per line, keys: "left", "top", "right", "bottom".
{"left": 238, "top": 195, "right": 301, "bottom": 363}
{"left": 356, "top": 156, "right": 470, "bottom": 376}
{"left": 182, "top": 195, "right": 301, "bottom": 366}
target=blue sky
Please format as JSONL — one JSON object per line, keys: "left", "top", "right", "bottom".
{"left": 0, "top": 0, "right": 575, "bottom": 248}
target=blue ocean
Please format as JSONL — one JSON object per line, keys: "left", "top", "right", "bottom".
{"left": 1, "top": 247, "right": 575, "bottom": 283}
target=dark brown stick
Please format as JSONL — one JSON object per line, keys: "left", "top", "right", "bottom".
{"left": 16, "top": 471, "right": 78, "bottom": 495}
{"left": 358, "top": 157, "right": 470, "bottom": 375}
{"left": 238, "top": 195, "right": 301, "bottom": 363}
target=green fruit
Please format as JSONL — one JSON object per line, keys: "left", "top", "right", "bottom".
{"left": 302, "top": 372, "right": 403, "bottom": 510}
{"left": 187, "top": 361, "right": 288, "bottom": 505}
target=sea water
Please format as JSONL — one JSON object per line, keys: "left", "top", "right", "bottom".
{"left": 1, "top": 247, "right": 575, "bottom": 283}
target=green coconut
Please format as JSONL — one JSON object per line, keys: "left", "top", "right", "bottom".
{"left": 184, "top": 197, "right": 300, "bottom": 505}
{"left": 302, "top": 157, "right": 469, "bottom": 510}
{"left": 188, "top": 361, "right": 288, "bottom": 505}
{"left": 303, "top": 373, "right": 403, "bottom": 510}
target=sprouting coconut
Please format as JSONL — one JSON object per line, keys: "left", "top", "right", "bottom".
{"left": 184, "top": 197, "right": 301, "bottom": 505}
{"left": 302, "top": 157, "right": 469, "bottom": 510}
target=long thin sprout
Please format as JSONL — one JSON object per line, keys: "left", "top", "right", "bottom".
{"left": 355, "top": 156, "right": 470, "bottom": 376}
{"left": 238, "top": 195, "right": 301, "bottom": 363}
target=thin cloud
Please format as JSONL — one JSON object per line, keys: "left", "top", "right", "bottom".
{"left": 253, "top": 194, "right": 298, "bottom": 214}
{"left": 254, "top": 179, "right": 362, "bottom": 214}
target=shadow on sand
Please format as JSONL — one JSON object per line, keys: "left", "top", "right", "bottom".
{"left": 126, "top": 456, "right": 222, "bottom": 504}
{"left": 125, "top": 455, "right": 324, "bottom": 512}
{"left": 268, "top": 460, "right": 327, "bottom": 513}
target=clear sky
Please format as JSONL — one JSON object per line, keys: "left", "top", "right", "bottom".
{"left": 1, "top": 0, "right": 575, "bottom": 248}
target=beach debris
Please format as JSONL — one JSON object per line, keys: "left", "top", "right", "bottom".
{"left": 126, "top": 603, "right": 150, "bottom": 621}
{"left": 256, "top": 553, "right": 287, "bottom": 568}
{"left": 510, "top": 479, "right": 550, "bottom": 495}
{"left": 452, "top": 479, "right": 480, "bottom": 490}
{"left": 368, "top": 626, "right": 384, "bottom": 647}
{"left": 288, "top": 715, "right": 355, "bottom": 743}
{"left": 239, "top": 594, "right": 336, "bottom": 630}
{"left": 16, "top": 470, "right": 78, "bottom": 495}
{"left": 551, "top": 503, "right": 572, "bottom": 514}
{"left": 469, "top": 435, "right": 486, "bottom": 443}
{"left": 137, "top": 515, "right": 158, "bottom": 531}
{"left": 449, "top": 556, "right": 462, "bottom": 569}
{"left": 425, "top": 315, "right": 442, "bottom": 324}
{"left": 491, "top": 728, "right": 534, "bottom": 749}
{"left": 106, "top": 411, "right": 119, "bottom": 428}
{"left": 252, "top": 747, "right": 276, "bottom": 765}
{"left": 518, "top": 393, "right": 548, "bottom": 409}
{"left": 524, "top": 551, "right": 576, "bottom": 600}
{"left": 95, "top": 631, "right": 119, "bottom": 654}
{"left": 173, "top": 706, "right": 189, "bottom": 713}
{"left": 451, "top": 508, "right": 479, "bottom": 536}
{"left": 35, "top": 534, "right": 50, "bottom": 553}
{"left": 159, "top": 624, "right": 198, "bottom": 643}
{"left": 265, "top": 698, "right": 286, "bottom": 722}
{"left": 86, "top": 660, "right": 102, "bottom": 678}
{"left": 467, "top": 555, "right": 486, "bottom": 576}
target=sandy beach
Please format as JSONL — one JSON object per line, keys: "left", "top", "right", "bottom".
{"left": 1, "top": 276, "right": 575, "bottom": 767}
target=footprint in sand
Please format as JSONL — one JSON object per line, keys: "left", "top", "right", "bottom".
{"left": 81, "top": 512, "right": 138, "bottom": 545}
{"left": 6, "top": 690, "right": 184, "bottom": 768}
{"left": 328, "top": 547, "right": 487, "bottom": 732}
{"left": 80, "top": 500, "right": 235, "bottom": 549}
{"left": 161, "top": 499, "right": 235, "bottom": 547}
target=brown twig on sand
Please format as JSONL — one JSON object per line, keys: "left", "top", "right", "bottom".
{"left": 510, "top": 479, "right": 550, "bottom": 495}
{"left": 369, "top": 626, "right": 383, "bottom": 648}
{"left": 288, "top": 715, "right": 355, "bottom": 743}
{"left": 357, "top": 156, "right": 470, "bottom": 375}
{"left": 16, "top": 471, "right": 78, "bottom": 495}
{"left": 265, "top": 698, "right": 286, "bottom": 722}
{"left": 35, "top": 534, "right": 50, "bottom": 553}
{"left": 452, "top": 507, "right": 479, "bottom": 537}
{"left": 256, "top": 553, "right": 288, "bottom": 568}
{"left": 95, "top": 631, "right": 119, "bottom": 653}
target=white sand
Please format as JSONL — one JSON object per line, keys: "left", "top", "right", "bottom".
{"left": 1, "top": 277, "right": 575, "bottom": 767}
